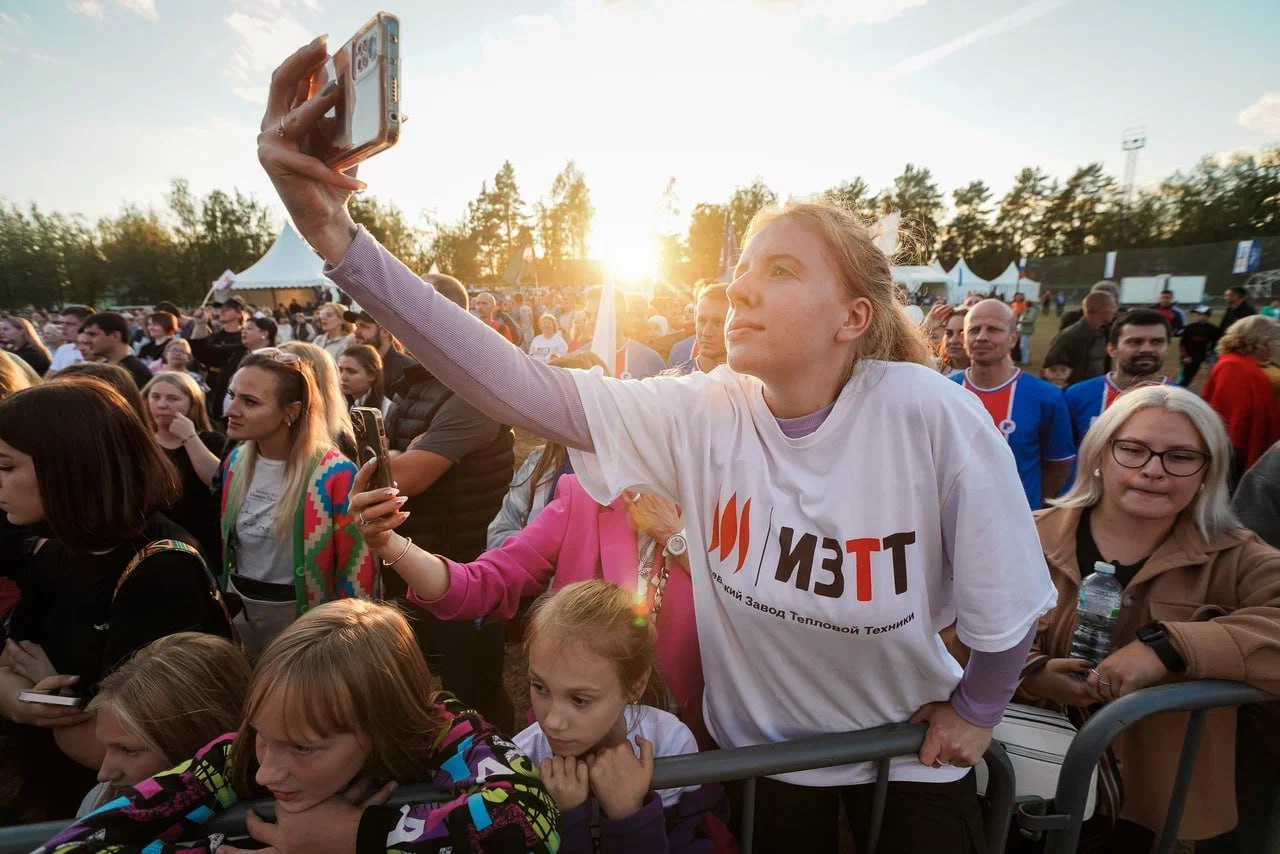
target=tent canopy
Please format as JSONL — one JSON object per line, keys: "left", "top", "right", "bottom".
{"left": 231, "top": 222, "right": 334, "bottom": 292}
{"left": 892, "top": 265, "right": 949, "bottom": 294}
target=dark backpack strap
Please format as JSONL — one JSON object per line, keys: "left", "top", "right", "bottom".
{"left": 113, "top": 539, "right": 241, "bottom": 648}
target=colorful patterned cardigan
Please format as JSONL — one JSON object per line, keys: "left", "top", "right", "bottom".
{"left": 219, "top": 445, "right": 375, "bottom": 614}
{"left": 36, "top": 695, "right": 561, "bottom": 853}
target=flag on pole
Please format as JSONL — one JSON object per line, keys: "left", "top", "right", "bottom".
{"left": 590, "top": 277, "right": 619, "bottom": 377}
{"left": 717, "top": 213, "right": 739, "bottom": 284}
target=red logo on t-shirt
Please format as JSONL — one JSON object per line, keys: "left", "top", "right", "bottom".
{"left": 708, "top": 493, "right": 752, "bottom": 574}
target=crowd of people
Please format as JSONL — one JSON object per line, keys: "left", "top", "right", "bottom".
{"left": 0, "top": 37, "right": 1278, "bottom": 854}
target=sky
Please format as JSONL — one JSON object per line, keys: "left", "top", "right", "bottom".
{"left": 1, "top": 0, "right": 1278, "bottom": 275}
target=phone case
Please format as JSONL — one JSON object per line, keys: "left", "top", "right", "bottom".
{"left": 351, "top": 406, "right": 393, "bottom": 492}
{"left": 304, "top": 13, "right": 401, "bottom": 172}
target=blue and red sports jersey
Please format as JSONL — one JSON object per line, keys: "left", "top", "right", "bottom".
{"left": 1064, "top": 374, "right": 1173, "bottom": 447}
{"left": 954, "top": 369, "right": 1076, "bottom": 509}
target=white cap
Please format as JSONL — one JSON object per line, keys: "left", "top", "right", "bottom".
{"left": 1093, "top": 561, "right": 1116, "bottom": 575}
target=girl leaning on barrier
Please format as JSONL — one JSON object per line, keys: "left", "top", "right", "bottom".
{"left": 37, "top": 599, "right": 559, "bottom": 854}
{"left": 1017, "top": 385, "right": 1280, "bottom": 847}
{"left": 256, "top": 37, "right": 1058, "bottom": 852}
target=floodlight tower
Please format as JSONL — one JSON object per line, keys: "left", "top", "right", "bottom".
{"left": 1121, "top": 127, "right": 1147, "bottom": 207}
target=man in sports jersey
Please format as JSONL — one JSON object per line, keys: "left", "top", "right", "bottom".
{"left": 1063, "top": 309, "right": 1172, "bottom": 447}
{"left": 955, "top": 299, "right": 1075, "bottom": 509}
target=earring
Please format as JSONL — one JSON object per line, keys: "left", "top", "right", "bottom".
{"left": 1092, "top": 468, "right": 1101, "bottom": 477}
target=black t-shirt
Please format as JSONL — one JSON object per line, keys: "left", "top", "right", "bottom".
{"left": 137, "top": 337, "right": 172, "bottom": 365}
{"left": 1181, "top": 321, "right": 1222, "bottom": 361}
{"left": 1075, "top": 506, "right": 1149, "bottom": 589}
{"left": 7, "top": 514, "right": 231, "bottom": 696}
{"left": 162, "top": 431, "right": 230, "bottom": 566}
{"left": 11, "top": 344, "right": 51, "bottom": 376}
{"left": 115, "top": 354, "right": 156, "bottom": 389}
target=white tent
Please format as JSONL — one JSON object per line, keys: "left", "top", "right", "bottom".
{"left": 892, "top": 265, "right": 949, "bottom": 297}
{"left": 227, "top": 222, "right": 339, "bottom": 307}
{"left": 987, "top": 262, "right": 1041, "bottom": 300}
{"left": 946, "top": 257, "right": 989, "bottom": 302}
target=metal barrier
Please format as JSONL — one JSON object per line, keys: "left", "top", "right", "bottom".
{"left": 0, "top": 722, "right": 1015, "bottom": 854}
{"left": 1015, "top": 680, "right": 1278, "bottom": 854}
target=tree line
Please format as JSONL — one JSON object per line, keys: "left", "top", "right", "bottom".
{"left": 1, "top": 146, "right": 1276, "bottom": 309}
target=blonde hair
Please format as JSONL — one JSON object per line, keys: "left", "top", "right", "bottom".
{"left": 318, "top": 302, "right": 355, "bottom": 336}
{"left": 742, "top": 202, "right": 933, "bottom": 367}
{"left": 141, "top": 371, "right": 212, "bottom": 434}
{"left": 1051, "top": 385, "right": 1237, "bottom": 540}
{"left": 525, "top": 579, "right": 662, "bottom": 706}
{"left": 225, "top": 352, "right": 331, "bottom": 534}
{"left": 1218, "top": 314, "right": 1280, "bottom": 356}
{"left": 2, "top": 316, "right": 52, "bottom": 364}
{"left": 88, "top": 633, "right": 249, "bottom": 766}
{"left": 280, "top": 341, "right": 356, "bottom": 452}
{"left": 231, "top": 599, "right": 445, "bottom": 794}
{"left": 0, "top": 352, "right": 38, "bottom": 399}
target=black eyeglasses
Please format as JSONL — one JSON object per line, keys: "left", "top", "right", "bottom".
{"left": 1108, "top": 439, "right": 1210, "bottom": 477}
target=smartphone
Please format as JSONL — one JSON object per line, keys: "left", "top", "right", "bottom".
{"left": 351, "top": 406, "right": 393, "bottom": 493}
{"left": 18, "top": 690, "right": 83, "bottom": 708}
{"left": 303, "top": 13, "right": 402, "bottom": 172}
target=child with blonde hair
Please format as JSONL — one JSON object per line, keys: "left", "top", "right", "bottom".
{"left": 517, "top": 580, "right": 725, "bottom": 852}
{"left": 40, "top": 599, "right": 558, "bottom": 853}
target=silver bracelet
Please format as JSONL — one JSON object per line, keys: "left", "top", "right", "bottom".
{"left": 384, "top": 535, "right": 413, "bottom": 566}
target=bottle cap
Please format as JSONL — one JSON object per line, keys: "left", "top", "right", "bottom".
{"left": 1093, "top": 561, "right": 1116, "bottom": 575}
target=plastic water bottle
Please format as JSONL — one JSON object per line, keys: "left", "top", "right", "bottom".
{"left": 1069, "top": 561, "right": 1123, "bottom": 673}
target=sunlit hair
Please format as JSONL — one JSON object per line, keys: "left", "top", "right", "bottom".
{"left": 88, "top": 633, "right": 249, "bottom": 768}
{"left": 742, "top": 202, "right": 933, "bottom": 367}
{"left": 141, "top": 372, "right": 212, "bottom": 434}
{"left": 280, "top": 341, "right": 356, "bottom": 453}
{"left": 524, "top": 579, "right": 662, "bottom": 707}
{"left": 339, "top": 344, "right": 385, "bottom": 411}
{"left": 1051, "top": 385, "right": 1236, "bottom": 541}
{"left": 225, "top": 351, "right": 330, "bottom": 534}
{"left": 0, "top": 352, "right": 38, "bottom": 399}
{"left": 0, "top": 377, "right": 180, "bottom": 550}
{"left": 231, "top": 599, "right": 445, "bottom": 795}
{"left": 521, "top": 351, "right": 608, "bottom": 519}
{"left": 318, "top": 302, "right": 355, "bottom": 336}
{"left": 1218, "top": 314, "right": 1280, "bottom": 357}
{"left": 164, "top": 338, "right": 193, "bottom": 361}
{"left": 2, "top": 316, "right": 52, "bottom": 364}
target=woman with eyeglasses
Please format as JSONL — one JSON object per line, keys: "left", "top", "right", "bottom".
{"left": 221, "top": 348, "right": 374, "bottom": 658}
{"left": 1016, "top": 385, "right": 1280, "bottom": 848}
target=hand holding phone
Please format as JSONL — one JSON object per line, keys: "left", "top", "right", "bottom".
{"left": 351, "top": 406, "right": 393, "bottom": 493}
{"left": 18, "top": 690, "right": 84, "bottom": 708}
{"left": 302, "top": 13, "right": 402, "bottom": 172}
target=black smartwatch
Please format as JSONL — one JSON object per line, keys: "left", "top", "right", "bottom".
{"left": 1136, "top": 622, "right": 1187, "bottom": 673}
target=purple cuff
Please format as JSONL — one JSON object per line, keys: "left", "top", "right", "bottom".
{"left": 950, "top": 624, "right": 1036, "bottom": 727}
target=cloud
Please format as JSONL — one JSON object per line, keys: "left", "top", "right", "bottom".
{"left": 0, "top": 12, "right": 20, "bottom": 33}
{"left": 879, "top": 0, "right": 1075, "bottom": 80}
{"left": 115, "top": 0, "right": 158, "bottom": 22}
{"left": 68, "top": 0, "right": 104, "bottom": 20}
{"left": 764, "top": 0, "right": 928, "bottom": 33}
{"left": 1238, "top": 92, "right": 1280, "bottom": 138}
{"left": 223, "top": 1, "right": 315, "bottom": 103}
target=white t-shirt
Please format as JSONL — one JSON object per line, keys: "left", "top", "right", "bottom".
{"left": 528, "top": 332, "right": 569, "bottom": 364}
{"left": 567, "top": 361, "right": 1057, "bottom": 786}
{"left": 234, "top": 458, "right": 293, "bottom": 586}
{"left": 515, "top": 704, "right": 700, "bottom": 807}
{"left": 49, "top": 342, "right": 82, "bottom": 373}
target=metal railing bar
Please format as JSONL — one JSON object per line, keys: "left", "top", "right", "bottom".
{"left": 1155, "top": 708, "right": 1207, "bottom": 854}
{"left": 1045, "top": 680, "right": 1274, "bottom": 854}
{"left": 981, "top": 741, "right": 1016, "bottom": 854}
{"left": 740, "top": 776, "right": 756, "bottom": 854}
{"left": 866, "top": 756, "right": 891, "bottom": 854}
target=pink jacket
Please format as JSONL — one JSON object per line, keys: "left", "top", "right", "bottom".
{"left": 413, "top": 474, "right": 707, "bottom": 745}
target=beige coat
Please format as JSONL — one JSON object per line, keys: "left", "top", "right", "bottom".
{"left": 1020, "top": 505, "right": 1280, "bottom": 840}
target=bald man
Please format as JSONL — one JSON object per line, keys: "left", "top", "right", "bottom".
{"left": 473, "top": 292, "right": 515, "bottom": 343}
{"left": 954, "top": 299, "right": 1075, "bottom": 508}
{"left": 1043, "top": 290, "right": 1117, "bottom": 384}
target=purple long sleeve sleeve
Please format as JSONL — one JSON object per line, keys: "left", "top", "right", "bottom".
{"left": 325, "top": 227, "right": 595, "bottom": 450}
{"left": 950, "top": 623, "right": 1037, "bottom": 727}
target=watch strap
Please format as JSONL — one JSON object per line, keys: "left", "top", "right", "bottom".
{"left": 1139, "top": 623, "right": 1187, "bottom": 673}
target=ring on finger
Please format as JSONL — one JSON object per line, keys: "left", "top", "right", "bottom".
{"left": 1098, "top": 678, "right": 1112, "bottom": 687}
{"left": 358, "top": 512, "right": 370, "bottom": 527}
{"left": 275, "top": 117, "right": 287, "bottom": 137}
